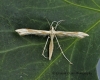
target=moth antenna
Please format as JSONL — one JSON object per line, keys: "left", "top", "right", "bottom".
{"left": 55, "top": 20, "right": 65, "bottom": 29}
{"left": 46, "top": 18, "right": 51, "bottom": 26}
{"left": 50, "top": 21, "right": 57, "bottom": 29}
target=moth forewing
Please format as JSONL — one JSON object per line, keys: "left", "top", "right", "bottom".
{"left": 15, "top": 29, "right": 50, "bottom": 36}
{"left": 55, "top": 31, "right": 89, "bottom": 38}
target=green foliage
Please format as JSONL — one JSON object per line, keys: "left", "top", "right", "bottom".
{"left": 0, "top": 0, "right": 100, "bottom": 80}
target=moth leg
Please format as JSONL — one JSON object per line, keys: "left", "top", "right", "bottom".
{"left": 55, "top": 36, "right": 73, "bottom": 64}
{"left": 55, "top": 20, "right": 65, "bottom": 29}
{"left": 42, "top": 36, "right": 50, "bottom": 59}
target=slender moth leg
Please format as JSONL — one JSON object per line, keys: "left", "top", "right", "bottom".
{"left": 42, "top": 36, "right": 50, "bottom": 58}
{"left": 55, "top": 35, "right": 73, "bottom": 64}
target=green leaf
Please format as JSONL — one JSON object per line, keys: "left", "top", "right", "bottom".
{"left": 0, "top": 0, "right": 100, "bottom": 80}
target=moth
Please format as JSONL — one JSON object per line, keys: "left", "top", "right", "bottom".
{"left": 15, "top": 20, "right": 89, "bottom": 64}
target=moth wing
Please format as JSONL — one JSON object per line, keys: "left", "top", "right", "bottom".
{"left": 15, "top": 29, "right": 50, "bottom": 36}
{"left": 55, "top": 31, "right": 89, "bottom": 38}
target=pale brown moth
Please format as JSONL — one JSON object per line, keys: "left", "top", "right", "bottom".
{"left": 15, "top": 20, "right": 89, "bottom": 64}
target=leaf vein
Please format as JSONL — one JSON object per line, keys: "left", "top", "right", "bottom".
{"left": 92, "top": 0, "right": 100, "bottom": 9}
{"left": 64, "top": 0, "right": 100, "bottom": 12}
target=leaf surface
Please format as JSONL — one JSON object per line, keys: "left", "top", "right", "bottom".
{"left": 0, "top": 0, "right": 100, "bottom": 80}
